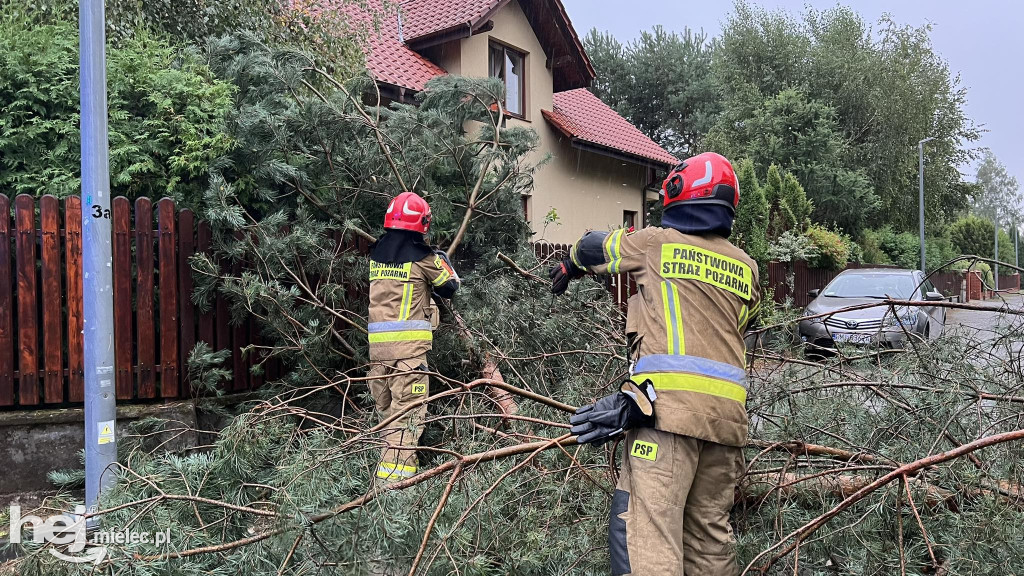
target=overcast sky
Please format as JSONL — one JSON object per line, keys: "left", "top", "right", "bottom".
{"left": 562, "top": 0, "right": 1023, "bottom": 186}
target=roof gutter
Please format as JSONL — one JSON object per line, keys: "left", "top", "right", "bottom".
{"left": 568, "top": 139, "right": 673, "bottom": 171}
{"left": 406, "top": 19, "right": 494, "bottom": 50}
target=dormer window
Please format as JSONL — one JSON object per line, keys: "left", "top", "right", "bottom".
{"left": 489, "top": 42, "right": 526, "bottom": 118}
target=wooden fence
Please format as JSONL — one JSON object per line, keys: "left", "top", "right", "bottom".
{"left": 1, "top": 194, "right": 278, "bottom": 410}
{"left": 763, "top": 260, "right": 1014, "bottom": 308}
{"left": 8, "top": 201, "right": 1013, "bottom": 409}
{"left": 533, "top": 242, "right": 636, "bottom": 309}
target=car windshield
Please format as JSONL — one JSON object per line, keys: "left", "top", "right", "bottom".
{"left": 822, "top": 273, "right": 916, "bottom": 299}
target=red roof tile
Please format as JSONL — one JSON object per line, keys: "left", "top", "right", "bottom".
{"left": 543, "top": 89, "right": 679, "bottom": 167}
{"left": 399, "top": 0, "right": 504, "bottom": 41}
{"left": 339, "top": 1, "right": 447, "bottom": 92}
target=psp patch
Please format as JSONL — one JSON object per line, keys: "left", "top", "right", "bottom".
{"left": 630, "top": 440, "right": 658, "bottom": 462}
{"left": 411, "top": 382, "right": 427, "bottom": 395}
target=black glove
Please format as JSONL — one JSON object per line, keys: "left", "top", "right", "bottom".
{"left": 549, "top": 258, "right": 585, "bottom": 295}
{"left": 570, "top": 379, "right": 656, "bottom": 445}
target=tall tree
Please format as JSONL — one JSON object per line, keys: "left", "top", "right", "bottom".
{"left": 709, "top": 1, "right": 979, "bottom": 235}
{"left": 732, "top": 158, "right": 769, "bottom": 266}
{"left": 974, "top": 150, "right": 1022, "bottom": 225}
{"left": 584, "top": 26, "right": 718, "bottom": 156}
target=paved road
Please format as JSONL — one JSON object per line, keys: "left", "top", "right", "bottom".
{"left": 943, "top": 293, "right": 1024, "bottom": 363}
{"left": 945, "top": 292, "right": 1024, "bottom": 334}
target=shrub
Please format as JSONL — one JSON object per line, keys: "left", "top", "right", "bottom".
{"left": 804, "top": 224, "right": 851, "bottom": 270}
{"left": 767, "top": 230, "right": 818, "bottom": 263}
{"left": 0, "top": 11, "right": 234, "bottom": 203}
{"left": 950, "top": 215, "right": 1015, "bottom": 265}
{"left": 951, "top": 259, "right": 994, "bottom": 286}
{"left": 732, "top": 158, "right": 770, "bottom": 265}
{"left": 858, "top": 229, "right": 892, "bottom": 265}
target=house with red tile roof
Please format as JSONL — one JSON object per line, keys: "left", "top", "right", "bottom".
{"left": 349, "top": 0, "right": 678, "bottom": 243}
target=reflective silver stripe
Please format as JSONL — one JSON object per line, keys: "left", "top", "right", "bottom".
{"left": 376, "top": 463, "right": 417, "bottom": 479}
{"left": 368, "top": 320, "right": 432, "bottom": 333}
{"left": 692, "top": 160, "right": 713, "bottom": 186}
{"left": 634, "top": 354, "right": 747, "bottom": 388}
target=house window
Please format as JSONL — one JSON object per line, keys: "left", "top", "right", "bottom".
{"left": 522, "top": 195, "right": 530, "bottom": 221}
{"left": 489, "top": 42, "right": 525, "bottom": 117}
{"left": 623, "top": 210, "right": 637, "bottom": 231}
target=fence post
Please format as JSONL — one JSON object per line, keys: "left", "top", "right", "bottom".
{"left": 65, "top": 197, "right": 85, "bottom": 403}
{"left": 197, "top": 221, "right": 215, "bottom": 349}
{"left": 112, "top": 197, "right": 133, "bottom": 400}
{"left": 0, "top": 195, "right": 12, "bottom": 407}
{"left": 15, "top": 195, "right": 39, "bottom": 406}
{"left": 135, "top": 197, "right": 155, "bottom": 398}
{"left": 157, "top": 199, "right": 179, "bottom": 397}
{"left": 40, "top": 195, "right": 63, "bottom": 403}
{"left": 178, "top": 209, "right": 196, "bottom": 392}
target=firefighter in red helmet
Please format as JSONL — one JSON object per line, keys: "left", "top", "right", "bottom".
{"left": 368, "top": 191, "right": 460, "bottom": 482}
{"left": 551, "top": 152, "right": 760, "bottom": 575}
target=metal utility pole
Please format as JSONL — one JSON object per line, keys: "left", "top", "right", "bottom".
{"left": 994, "top": 206, "right": 1000, "bottom": 292}
{"left": 918, "top": 137, "right": 934, "bottom": 272}
{"left": 80, "top": 0, "right": 117, "bottom": 521}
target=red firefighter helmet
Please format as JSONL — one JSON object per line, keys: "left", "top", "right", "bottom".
{"left": 662, "top": 152, "right": 739, "bottom": 214}
{"left": 383, "top": 191, "right": 432, "bottom": 234}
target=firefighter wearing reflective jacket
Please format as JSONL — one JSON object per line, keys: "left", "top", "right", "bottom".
{"left": 368, "top": 192, "right": 460, "bottom": 482}
{"left": 551, "top": 152, "right": 760, "bottom": 576}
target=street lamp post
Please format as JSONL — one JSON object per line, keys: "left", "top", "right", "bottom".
{"left": 994, "top": 206, "right": 999, "bottom": 291}
{"left": 918, "top": 137, "right": 935, "bottom": 272}
{"left": 80, "top": 0, "right": 117, "bottom": 523}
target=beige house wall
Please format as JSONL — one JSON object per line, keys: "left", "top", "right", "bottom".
{"left": 531, "top": 138, "right": 648, "bottom": 244}
{"left": 452, "top": 1, "right": 648, "bottom": 244}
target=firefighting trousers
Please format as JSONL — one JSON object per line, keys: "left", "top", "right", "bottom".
{"left": 610, "top": 427, "right": 745, "bottom": 576}
{"left": 368, "top": 355, "right": 429, "bottom": 482}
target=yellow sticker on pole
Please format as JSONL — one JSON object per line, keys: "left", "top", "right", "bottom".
{"left": 97, "top": 420, "right": 115, "bottom": 445}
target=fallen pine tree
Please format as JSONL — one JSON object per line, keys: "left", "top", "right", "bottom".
{"left": 6, "top": 35, "right": 1024, "bottom": 576}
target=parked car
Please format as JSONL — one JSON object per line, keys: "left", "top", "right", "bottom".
{"left": 798, "top": 268, "right": 946, "bottom": 350}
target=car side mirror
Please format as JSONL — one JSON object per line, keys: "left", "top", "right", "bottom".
{"left": 924, "top": 291, "right": 944, "bottom": 302}
{"left": 807, "top": 289, "right": 820, "bottom": 298}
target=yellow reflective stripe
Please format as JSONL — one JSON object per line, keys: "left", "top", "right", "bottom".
{"left": 604, "top": 230, "right": 624, "bottom": 273}
{"left": 673, "top": 285, "right": 685, "bottom": 355}
{"left": 569, "top": 243, "right": 585, "bottom": 270}
{"left": 376, "top": 462, "right": 417, "bottom": 479}
{"left": 737, "top": 304, "right": 749, "bottom": 331}
{"left": 398, "top": 283, "right": 413, "bottom": 321}
{"left": 368, "top": 330, "right": 433, "bottom": 343}
{"left": 642, "top": 372, "right": 747, "bottom": 403}
{"left": 661, "top": 281, "right": 685, "bottom": 355}
{"left": 661, "top": 282, "right": 674, "bottom": 355}
{"left": 432, "top": 269, "right": 451, "bottom": 286}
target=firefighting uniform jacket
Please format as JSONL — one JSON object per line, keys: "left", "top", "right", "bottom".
{"left": 367, "top": 251, "right": 460, "bottom": 361}
{"left": 570, "top": 226, "right": 760, "bottom": 447}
